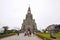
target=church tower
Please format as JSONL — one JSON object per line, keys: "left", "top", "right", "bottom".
{"left": 21, "top": 7, "right": 37, "bottom": 32}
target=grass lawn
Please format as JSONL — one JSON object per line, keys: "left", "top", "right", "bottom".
{"left": 0, "top": 33, "right": 16, "bottom": 38}
{"left": 37, "top": 33, "right": 60, "bottom": 38}
{"left": 36, "top": 33, "right": 60, "bottom": 40}
{"left": 55, "top": 33, "right": 60, "bottom": 38}
{"left": 40, "top": 33, "right": 51, "bottom": 38}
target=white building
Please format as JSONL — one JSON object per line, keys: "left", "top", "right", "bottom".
{"left": 0, "top": 28, "right": 4, "bottom": 33}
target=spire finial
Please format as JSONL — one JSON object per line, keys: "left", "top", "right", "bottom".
{"left": 28, "top": 6, "right": 30, "bottom": 11}
{"left": 27, "top": 5, "right": 31, "bottom": 14}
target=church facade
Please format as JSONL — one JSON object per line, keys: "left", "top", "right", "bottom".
{"left": 21, "top": 7, "right": 37, "bottom": 32}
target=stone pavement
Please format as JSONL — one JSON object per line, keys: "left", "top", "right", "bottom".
{"left": 0, "top": 33, "right": 42, "bottom": 40}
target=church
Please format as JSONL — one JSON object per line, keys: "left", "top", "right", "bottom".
{"left": 21, "top": 7, "right": 37, "bottom": 32}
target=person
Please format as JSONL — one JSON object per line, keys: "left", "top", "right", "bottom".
{"left": 32, "top": 31, "right": 35, "bottom": 34}
{"left": 28, "top": 29, "right": 31, "bottom": 35}
{"left": 17, "top": 32, "right": 19, "bottom": 36}
{"left": 24, "top": 31, "right": 27, "bottom": 36}
{"left": 30, "top": 31, "right": 31, "bottom": 35}
{"left": 16, "top": 31, "right": 19, "bottom": 36}
{"left": 27, "top": 30, "right": 30, "bottom": 36}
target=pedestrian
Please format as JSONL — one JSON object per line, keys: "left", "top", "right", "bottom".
{"left": 24, "top": 31, "right": 27, "bottom": 36}
{"left": 16, "top": 30, "right": 19, "bottom": 36}
{"left": 17, "top": 31, "right": 19, "bottom": 36}
{"left": 27, "top": 31, "right": 30, "bottom": 37}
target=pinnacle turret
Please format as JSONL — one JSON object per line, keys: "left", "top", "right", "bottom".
{"left": 28, "top": 6, "right": 31, "bottom": 11}
{"left": 27, "top": 6, "right": 31, "bottom": 14}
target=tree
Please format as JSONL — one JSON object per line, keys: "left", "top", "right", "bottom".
{"left": 42, "top": 29, "right": 47, "bottom": 33}
{"left": 3, "top": 26, "right": 8, "bottom": 33}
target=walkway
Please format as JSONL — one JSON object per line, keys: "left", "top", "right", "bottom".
{"left": 0, "top": 33, "right": 42, "bottom": 40}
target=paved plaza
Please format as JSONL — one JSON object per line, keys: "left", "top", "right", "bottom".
{"left": 0, "top": 33, "right": 42, "bottom": 40}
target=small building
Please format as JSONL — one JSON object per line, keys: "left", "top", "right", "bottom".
{"left": 0, "top": 28, "right": 4, "bottom": 33}
{"left": 46, "top": 24, "right": 60, "bottom": 33}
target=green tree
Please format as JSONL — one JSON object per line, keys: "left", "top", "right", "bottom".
{"left": 42, "top": 29, "right": 46, "bottom": 33}
{"left": 3, "top": 26, "right": 8, "bottom": 33}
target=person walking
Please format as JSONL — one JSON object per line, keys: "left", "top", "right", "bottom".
{"left": 17, "top": 32, "right": 19, "bottom": 36}
{"left": 27, "top": 30, "right": 30, "bottom": 37}
{"left": 16, "top": 30, "right": 19, "bottom": 36}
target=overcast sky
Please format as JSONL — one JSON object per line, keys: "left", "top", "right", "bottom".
{"left": 0, "top": 0, "right": 60, "bottom": 30}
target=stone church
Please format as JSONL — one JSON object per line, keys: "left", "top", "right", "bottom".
{"left": 21, "top": 7, "right": 37, "bottom": 32}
